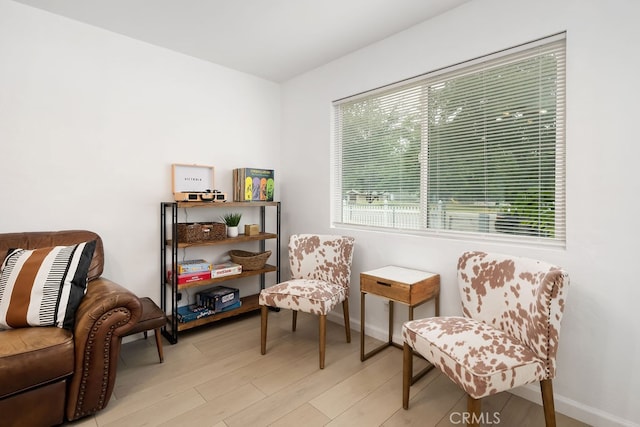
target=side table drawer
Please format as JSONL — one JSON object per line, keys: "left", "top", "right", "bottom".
{"left": 361, "top": 273, "right": 439, "bottom": 305}
{"left": 361, "top": 275, "right": 411, "bottom": 303}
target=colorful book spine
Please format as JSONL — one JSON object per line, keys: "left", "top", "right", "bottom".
{"left": 177, "top": 259, "right": 212, "bottom": 274}
{"left": 233, "top": 168, "right": 275, "bottom": 201}
{"left": 210, "top": 262, "right": 242, "bottom": 278}
{"left": 175, "top": 271, "right": 210, "bottom": 284}
{"left": 176, "top": 304, "right": 215, "bottom": 323}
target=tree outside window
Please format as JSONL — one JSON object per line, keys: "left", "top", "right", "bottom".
{"left": 333, "top": 35, "right": 565, "bottom": 244}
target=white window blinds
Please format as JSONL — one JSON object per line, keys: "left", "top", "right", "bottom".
{"left": 332, "top": 33, "right": 566, "bottom": 245}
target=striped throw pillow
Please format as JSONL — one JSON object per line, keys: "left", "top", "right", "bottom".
{"left": 0, "top": 240, "right": 96, "bottom": 330}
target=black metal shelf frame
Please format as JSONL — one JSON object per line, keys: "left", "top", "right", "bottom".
{"left": 160, "top": 201, "right": 281, "bottom": 344}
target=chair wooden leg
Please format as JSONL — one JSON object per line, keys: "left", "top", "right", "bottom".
{"left": 292, "top": 310, "right": 297, "bottom": 332}
{"left": 319, "top": 314, "right": 326, "bottom": 369}
{"left": 342, "top": 299, "right": 351, "bottom": 343}
{"left": 153, "top": 327, "right": 164, "bottom": 363}
{"left": 541, "top": 379, "right": 557, "bottom": 427}
{"left": 261, "top": 305, "right": 268, "bottom": 355}
{"left": 467, "top": 395, "right": 481, "bottom": 427}
{"left": 402, "top": 342, "right": 413, "bottom": 409}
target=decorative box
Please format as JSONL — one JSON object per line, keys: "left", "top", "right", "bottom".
{"left": 196, "top": 286, "right": 240, "bottom": 312}
{"left": 176, "top": 259, "right": 211, "bottom": 275}
{"left": 167, "top": 270, "right": 211, "bottom": 285}
{"left": 176, "top": 304, "right": 215, "bottom": 323}
{"left": 210, "top": 262, "right": 242, "bottom": 279}
{"left": 244, "top": 224, "right": 259, "bottom": 236}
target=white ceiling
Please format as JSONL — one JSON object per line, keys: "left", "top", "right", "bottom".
{"left": 11, "top": 0, "right": 470, "bottom": 82}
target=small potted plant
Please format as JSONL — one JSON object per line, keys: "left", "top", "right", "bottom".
{"left": 220, "top": 213, "right": 242, "bottom": 237}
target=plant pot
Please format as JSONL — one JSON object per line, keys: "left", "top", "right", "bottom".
{"left": 227, "top": 226, "right": 239, "bottom": 238}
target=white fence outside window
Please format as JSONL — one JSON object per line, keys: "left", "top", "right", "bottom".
{"left": 342, "top": 202, "right": 498, "bottom": 234}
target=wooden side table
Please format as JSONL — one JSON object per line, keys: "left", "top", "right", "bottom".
{"left": 360, "top": 265, "right": 440, "bottom": 381}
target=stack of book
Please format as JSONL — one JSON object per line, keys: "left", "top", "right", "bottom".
{"left": 168, "top": 260, "right": 243, "bottom": 285}
{"left": 168, "top": 259, "right": 212, "bottom": 285}
{"left": 233, "top": 168, "right": 275, "bottom": 201}
{"left": 176, "top": 304, "right": 215, "bottom": 323}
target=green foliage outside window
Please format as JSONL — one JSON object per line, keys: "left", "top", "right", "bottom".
{"left": 336, "top": 37, "right": 564, "bottom": 240}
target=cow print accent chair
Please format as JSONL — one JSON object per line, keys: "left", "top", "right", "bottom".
{"left": 402, "top": 251, "right": 569, "bottom": 427}
{"left": 259, "top": 234, "right": 355, "bottom": 369}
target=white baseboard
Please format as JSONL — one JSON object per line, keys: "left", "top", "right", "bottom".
{"left": 510, "top": 385, "right": 639, "bottom": 427}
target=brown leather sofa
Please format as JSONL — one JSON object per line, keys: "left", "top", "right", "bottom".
{"left": 0, "top": 230, "right": 142, "bottom": 426}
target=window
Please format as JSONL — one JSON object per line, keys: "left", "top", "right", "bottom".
{"left": 332, "top": 33, "right": 566, "bottom": 245}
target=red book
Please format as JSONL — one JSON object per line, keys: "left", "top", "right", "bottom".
{"left": 167, "top": 270, "right": 211, "bottom": 284}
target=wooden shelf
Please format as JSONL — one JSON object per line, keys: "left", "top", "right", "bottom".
{"left": 169, "top": 265, "right": 277, "bottom": 290}
{"left": 169, "top": 294, "right": 261, "bottom": 332}
{"left": 174, "top": 201, "right": 280, "bottom": 209}
{"left": 167, "top": 232, "right": 277, "bottom": 248}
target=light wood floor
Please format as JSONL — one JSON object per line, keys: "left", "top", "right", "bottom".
{"left": 66, "top": 310, "right": 589, "bottom": 427}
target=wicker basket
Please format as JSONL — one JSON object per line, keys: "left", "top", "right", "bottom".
{"left": 229, "top": 249, "right": 272, "bottom": 270}
{"left": 204, "top": 222, "right": 226, "bottom": 241}
{"left": 177, "top": 222, "right": 226, "bottom": 243}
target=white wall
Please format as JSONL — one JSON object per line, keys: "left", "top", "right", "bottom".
{"left": 280, "top": 0, "right": 640, "bottom": 426}
{"left": 2, "top": 0, "right": 639, "bottom": 425}
{"left": 0, "top": 1, "right": 281, "bottom": 301}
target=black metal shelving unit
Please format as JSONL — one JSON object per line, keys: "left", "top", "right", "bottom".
{"left": 160, "top": 201, "right": 281, "bottom": 344}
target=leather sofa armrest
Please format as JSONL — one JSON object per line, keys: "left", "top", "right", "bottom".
{"left": 65, "top": 277, "right": 142, "bottom": 421}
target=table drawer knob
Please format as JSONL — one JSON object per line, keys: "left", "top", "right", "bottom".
{"left": 377, "top": 281, "right": 392, "bottom": 287}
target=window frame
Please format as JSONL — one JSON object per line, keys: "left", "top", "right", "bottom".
{"left": 331, "top": 33, "right": 566, "bottom": 247}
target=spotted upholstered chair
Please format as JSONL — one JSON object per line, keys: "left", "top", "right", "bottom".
{"left": 259, "top": 234, "right": 355, "bottom": 369}
{"left": 402, "top": 251, "right": 569, "bottom": 427}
